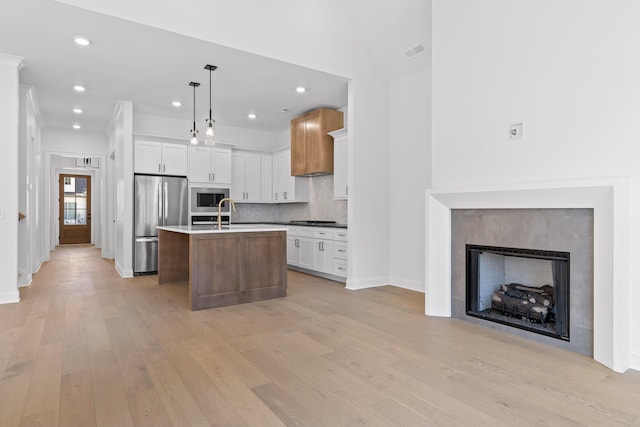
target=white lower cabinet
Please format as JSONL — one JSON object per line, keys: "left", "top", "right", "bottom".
{"left": 286, "top": 226, "right": 347, "bottom": 281}
{"left": 313, "top": 239, "right": 334, "bottom": 274}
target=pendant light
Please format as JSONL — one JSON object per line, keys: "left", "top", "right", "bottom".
{"left": 204, "top": 64, "right": 217, "bottom": 145}
{"left": 189, "top": 81, "right": 200, "bottom": 145}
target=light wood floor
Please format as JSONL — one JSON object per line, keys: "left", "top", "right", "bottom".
{"left": 1, "top": 246, "right": 639, "bottom": 426}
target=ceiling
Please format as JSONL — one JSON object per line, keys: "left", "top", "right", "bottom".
{"left": 0, "top": 0, "right": 350, "bottom": 134}
{"left": 0, "top": 0, "right": 431, "bottom": 135}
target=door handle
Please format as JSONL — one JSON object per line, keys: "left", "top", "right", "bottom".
{"left": 163, "top": 181, "right": 168, "bottom": 223}
{"left": 158, "top": 163, "right": 161, "bottom": 172}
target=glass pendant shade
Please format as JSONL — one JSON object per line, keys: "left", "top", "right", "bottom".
{"left": 205, "top": 119, "right": 215, "bottom": 145}
{"left": 190, "top": 132, "right": 198, "bottom": 145}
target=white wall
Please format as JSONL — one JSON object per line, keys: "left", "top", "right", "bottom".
{"left": 44, "top": 127, "right": 109, "bottom": 156}
{"left": 389, "top": 67, "right": 431, "bottom": 292}
{"left": 56, "top": 0, "right": 392, "bottom": 290}
{"left": 133, "top": 112, "right": 280, "bottom": 151}
{"left": 109, "top": 101, "right": 134, "bottom": 277}
{"left": 0, "top": 53, "right": 23, "bottom": 304}
{"left": 18, "top": 86, "right": 44, "bottom": 288}
{"left": 432, "top": 1, "right": 640, "bottom": 370}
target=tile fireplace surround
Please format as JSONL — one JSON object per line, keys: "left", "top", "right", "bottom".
{"left": 425, "top": 179, "right": 632, "bottom": 373}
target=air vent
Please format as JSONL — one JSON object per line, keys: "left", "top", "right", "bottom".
{"left": 404, "top": 44, "right": 425, "bottom": 59}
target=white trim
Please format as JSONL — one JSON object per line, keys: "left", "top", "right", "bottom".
{"left": 0, "top": 291, "right": 20, "bottom": 304}
{"left": 389, "top": 276, "right": 425, "bottom": 293}
{"left": 17, "top": 269, "right": 31, "bottom": 288}
{"left": 0, "top": 52, "right": 24, "bottom": 68}
{"left": 115, "top": 261, "right": 133, "bottom": 278}
{"left": 425, "top": 177, "right": 631, "bottom": 373}
{"left": 629, "top": 350, "right": 640, "bottom": 372}
{"left": 346, "top": 276, "right": 388, "bottom": 290}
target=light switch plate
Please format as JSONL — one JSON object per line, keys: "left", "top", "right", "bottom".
{"left": 509, "top": 122, "right": 523, "bottom": 140}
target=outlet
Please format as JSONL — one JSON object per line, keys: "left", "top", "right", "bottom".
{"left": 0, "top": 209, "right": 5, "bottom": 220}
{"left": 509, "top": 122, "right": 523, "bottom": 140}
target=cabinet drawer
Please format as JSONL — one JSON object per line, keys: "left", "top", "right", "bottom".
{"left": 333, "top": 229, "right": 348, "bottom": 241}
{"left": 298, "top": 228, "right": 314, "bottom": 238}
{"left": 333, "top": 243, "right": 348, "bottom": 260}
{"left": 313, "top": 228, "right": 334, "bottom": 239}
{"left": 334, "top": 260, "right": 348, "bottom": 277}
{"left": 287, "top": 226, "right": 301, "bottom": 236}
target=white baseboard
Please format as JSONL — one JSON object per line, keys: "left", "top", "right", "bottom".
{"left": 346, "top": 276, "right": 389, "bottom": 290}
{"left": 0, "top": 291, "right": 20, "bottom": 304}
{"left": 389, "top": 276, "right": 425, "bottom": 293}
{"left": 629, "top": 350, "right": 640, "bottom": 372}
{"left": 18, "top": 269, "right": 32, "bottom": 288}
{"left": 33, "top": 257, "right": 44, "bottom": 274}
{"left": 115, "top": 262, "right": 133, "bottom": 278}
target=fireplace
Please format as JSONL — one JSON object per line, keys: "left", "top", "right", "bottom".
{"left": 465, "top": 244, "right": 570, "bottom": 341}
{"left": 425, "top": 180, "right": 632, "bottom": 372}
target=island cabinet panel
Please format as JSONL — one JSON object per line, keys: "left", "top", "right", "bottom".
{"left": 188, "top": 231, "right": 287, "bottom": 310}
{"left": 158, "top": 230, "right": 190, "bottom": 284}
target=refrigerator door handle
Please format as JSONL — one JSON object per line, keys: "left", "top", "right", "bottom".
{"left": 163, "top": 181, "right": 168, "bottom": 224}
{"left": 135, "top": 237, "right": 159, "bottom": 243}
{"left": 158, "top": 183, "right": 163, "bottom": 227}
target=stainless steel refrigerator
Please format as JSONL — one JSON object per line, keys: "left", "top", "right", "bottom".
{"left": 134, "top": 174, "right": 188, "bottom": 274}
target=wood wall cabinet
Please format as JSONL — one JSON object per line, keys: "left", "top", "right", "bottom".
{"left": 290, "top": 108, "right": 344, "bottom": 176}
{"left": 135, "top": 140, "right": 188, "bottom": 176}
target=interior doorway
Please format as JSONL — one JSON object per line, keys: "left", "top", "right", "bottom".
{"left": 59, "top": 174, "right": 91, "bottom": 244}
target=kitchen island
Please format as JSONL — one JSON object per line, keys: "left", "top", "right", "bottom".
{"left": 157, "top": 225, "right": 288, "bottom": 310}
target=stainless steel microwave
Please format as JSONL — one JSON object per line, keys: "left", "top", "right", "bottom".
{"left": 190, "top": 187, "right": 230, "bottom": 213}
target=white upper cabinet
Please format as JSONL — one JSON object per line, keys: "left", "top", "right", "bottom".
{"left": 261, "top": 155, "right": 273, "bottom": 202}
{"left": 135, "top": 140, "right": 188, "bottom": 176}
{"left": 329, "top": 128, "right": 348, "bottom": 200}
{"left": 189, "top": 146, "right": 231, "bottom": 184}
{"left": 273, "top": 148, "right": 308, "bottom": 202}
{"left": 231, "top": 152, "right": 262, "bottom": 202}
{"left": 162, "top": 143, "right": 189, "bottom": 176}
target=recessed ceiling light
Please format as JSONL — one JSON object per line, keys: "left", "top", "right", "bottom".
{"left": 296, "top": 86, "right": 306, "bottom": 93}
{"left": 73, "top": 85, "right": 85, "bottom": 92}
{"left": 72, "top": 124, "right": 81, "bottom": 130}
{"left": 248, "top": 113, "right": 256, "bottom": 119}
{"left": 172, "top": 101, "right": 182, "bottom": 107}
{"left": 73, "top": 108, "right": 83, "bottom": 114}
{"left": 73, "top": 36, "right": 91, "bottom": 46}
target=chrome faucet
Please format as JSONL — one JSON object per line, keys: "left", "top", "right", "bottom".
{"left": 217, "top": 197, "right": 236, "bottom": 229}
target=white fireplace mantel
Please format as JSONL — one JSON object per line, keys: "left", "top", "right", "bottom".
{"left": 425, "top": 178, "right": 631, "bottom": 373}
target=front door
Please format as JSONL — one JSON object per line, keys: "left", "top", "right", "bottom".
{"left": 59, "top": 174, "right": 91, "bottom": 244}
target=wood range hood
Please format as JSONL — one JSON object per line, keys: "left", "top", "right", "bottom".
{"left": 290, "top": 108, "right": 344, "bottom": 177}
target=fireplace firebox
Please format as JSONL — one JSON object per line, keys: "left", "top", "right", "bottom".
{"left": 466, "top": 244, "right": 570, "bottom": 341}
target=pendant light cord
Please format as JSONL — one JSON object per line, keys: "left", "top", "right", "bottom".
{"left": 193, "top": 82, "right": 196, "bottom": 131}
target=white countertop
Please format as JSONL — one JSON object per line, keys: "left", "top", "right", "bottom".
{"left": 157, "top": 224, "right": 289, "bottom": 235}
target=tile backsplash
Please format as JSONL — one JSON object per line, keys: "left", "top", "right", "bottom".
{"left": 233, "top": 174, "right": 348, "bottom": 224}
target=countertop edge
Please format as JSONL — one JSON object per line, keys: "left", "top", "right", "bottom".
{"left": 158, "top": 225, "right": 289, "bottom": 235}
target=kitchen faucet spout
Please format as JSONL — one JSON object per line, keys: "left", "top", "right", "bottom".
{"left": 217, "top": 197, "right": 236, "bottom": 229}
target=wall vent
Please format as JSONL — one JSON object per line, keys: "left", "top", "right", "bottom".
{"left": 404, "top": 44, "right": 425, "bottom": 59}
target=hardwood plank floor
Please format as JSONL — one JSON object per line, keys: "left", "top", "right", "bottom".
{"left": 0, "top": 245, "right": 639, "bottom": 426}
